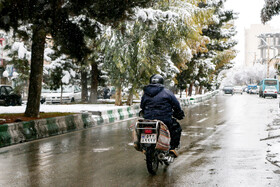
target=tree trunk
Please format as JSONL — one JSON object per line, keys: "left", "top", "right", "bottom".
{"left": 89, "top": 61, "right": 98, "bottom": 104}
{"left": 199, "top": 86, "right": 203, "bottom": 94}
{"left": 126, "top": 86, "right": 134, "bottom": 106}
{"left": 115, "top": 85, "right": 122, "bottom": 106}
{"left": 24, "top": 27, "right": 46, "bottom": 117}
{"left": 195, "top": 86, "right": 199, "bottom": 95}
{"left": 81, "top": 68, "right": 88, "bottom": 103}
{"left": 188, "top": 83, "right": 193, "bottom": 96}
{"left": 179, "top": 89, "right": 182, "bottom": 98}
{"left": 185, "top": 87, "right": 188, "bottom": 97}
{"left": 60, "top": 82, "right": 63, "bottom": 104}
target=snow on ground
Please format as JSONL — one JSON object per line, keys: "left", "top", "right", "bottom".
{"left": 265, "top": 114, "right": 280, "bottom": 167}
{"left": 0, "top": 103, "right": 129, "bottom": 114}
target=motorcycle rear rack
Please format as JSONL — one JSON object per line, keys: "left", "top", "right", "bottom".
{"left": 135, "top": 121, "right": 159, "bottom": 131}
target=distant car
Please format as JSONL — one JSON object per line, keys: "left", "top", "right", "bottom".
{"left": 0, "top": 85, "right": 22, "bottom": 106}
{"left": 233, "top": 86, "right": 243, "bottom": 94}
{"left": 247, "top": 85, "right": 258, "bottom": 94}
{"left": 263, "top": 86, "right": 278, "bottom": 98}
{"left": 223, "top": 86, "right": 234, "bottom": 95}
{"left": 41, "top": 85, "right": 81, "bottom": 104}
{"left": 249, "top": 87, "right": 258, "bottom": 94}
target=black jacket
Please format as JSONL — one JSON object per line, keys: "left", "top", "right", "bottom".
{"left": 140, "top": 84, "right": 185, "bottom": 125}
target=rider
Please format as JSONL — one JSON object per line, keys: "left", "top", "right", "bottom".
{"left": 140, "top": 74, "right": 185, "bottom": 157}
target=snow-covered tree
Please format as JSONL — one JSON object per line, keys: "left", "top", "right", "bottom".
{"left": 220, "top": 63, "right": 276, "bottom": 86}
{"left": 261, "top": 0, "right": 280, "bottom": 23}
{"left": 177, "top": 0, "right": 237, "bottom": 95}
{"left": 104, "top": 0, "right": 214, "bottom": 105}
{"left": 3, "top": 29, "right": 31, "bottom": 95}
{"left": 0, "top": 0, "right": 155, "bottom": 117}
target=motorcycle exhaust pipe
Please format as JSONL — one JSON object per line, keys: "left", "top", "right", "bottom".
{"left": 158, "top": 153, "right": 166, "bottom": 160}
{"left": 167, "top": 156, "right": 174, "bottom": 163}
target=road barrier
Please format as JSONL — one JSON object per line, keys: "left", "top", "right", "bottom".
{"left": 0, "top": 90, "right": 219, "bottom": 148}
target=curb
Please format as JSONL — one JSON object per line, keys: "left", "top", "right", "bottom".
{"left": 0, "top": 113, "right": 94, "bottom": 148}
{"left": 0, "top": 91, "right": 218, "bottom": 148}
{"left": 88, "top": 105, "right": 141, "bottom": 126}
{"left": 179, "top": 90, "right": 219, "bottom": 107}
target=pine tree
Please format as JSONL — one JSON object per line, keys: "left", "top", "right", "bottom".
{"left": 177, "top": 0, "right": 237, "bottom": 95}
{"left": 261, "top": 0, "right": 280, "bottom": 23}
{"left": 103, "top": 0, "right": 214, "bottom": 104}
{"left": 3, "top": 31, "right": 31, "bottom": 96}
{"left": 200, "top": 0, "right": 237, "bottom": 90}
{"left": 0, "top": 0, "right": 154, "bottom": 117}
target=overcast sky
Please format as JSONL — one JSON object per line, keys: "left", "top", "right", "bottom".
{"left": 224, "top": 0, "right": 280, "bottom": 66}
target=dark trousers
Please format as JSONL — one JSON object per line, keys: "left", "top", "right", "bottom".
{"left": 166, "top": 118, "right": 182, "bottom": 149}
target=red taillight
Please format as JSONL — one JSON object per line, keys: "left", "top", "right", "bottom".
{"left": 264, "top": 91, "right": 267, "bottom": 93}
{"left": 275, "top": 91, "right": 278, "bottom": 93}
{"left": 144, "top": 127, "right": 153, "bottom": 134}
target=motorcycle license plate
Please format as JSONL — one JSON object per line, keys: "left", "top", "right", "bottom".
{"left": 140, "top": 134, "right": 157, "bottom": 144}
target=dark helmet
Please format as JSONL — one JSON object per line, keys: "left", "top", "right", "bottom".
{"left": 150, "top": 74, "right": 164, "bottom": 85}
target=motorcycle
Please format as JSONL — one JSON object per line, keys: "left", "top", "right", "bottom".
{"left": 134, "top": 119, "right": 175, "bottom": 175}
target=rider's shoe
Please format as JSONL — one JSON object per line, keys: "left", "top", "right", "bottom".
{"left": 169, "top": 149, "right": 178, "bottom": 158}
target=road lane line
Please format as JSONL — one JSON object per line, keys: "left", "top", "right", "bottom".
{"left": 197, "top": 118, "right": 208, "bottom": 123}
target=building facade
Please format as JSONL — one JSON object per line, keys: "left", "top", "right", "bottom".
{"left": 258, "top": 33, "right": 280, "bottom": 64}
{"left": 244, "top": 24, "right": 279, "bottom": 67}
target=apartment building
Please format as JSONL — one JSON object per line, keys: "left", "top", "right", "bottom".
{"left": 244, "top": 24, "right": 279, "bottom": 66}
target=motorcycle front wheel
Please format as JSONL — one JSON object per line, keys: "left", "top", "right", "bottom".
{"left": 146, "top": 147, "right": 159, "bottom": 175}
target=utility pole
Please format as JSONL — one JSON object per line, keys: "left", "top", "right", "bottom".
{"left": 259, "top": 36, "right": 271, "bottom": 78}
{"left": 253, "top": 52, "right": 256, "bottom": 65}
{"left": 267, "top": 39, "right": 270, "bottom": 78}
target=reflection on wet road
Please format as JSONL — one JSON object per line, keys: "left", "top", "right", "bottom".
{"left": 0, "top": 93, "right": 279, "bottom": 186}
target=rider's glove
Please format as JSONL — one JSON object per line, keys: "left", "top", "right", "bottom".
{"left": 173, "top": 110, "right": 185, "bottom": 120}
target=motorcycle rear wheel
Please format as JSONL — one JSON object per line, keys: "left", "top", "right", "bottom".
{"left": 146, "top": 147, "right": 159, "bottom": 175}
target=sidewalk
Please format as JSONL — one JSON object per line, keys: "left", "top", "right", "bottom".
{"left": 262, "top": 112, "right": 280, "bottom": 168}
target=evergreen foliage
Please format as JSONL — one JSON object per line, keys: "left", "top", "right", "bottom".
{"left": 261, "top": 0, "right": 280, "bottom": 23}
{"left": 0, "top": 0, "right": 154, "bottom": 116}
{"left": 176, "top": 0, "right": 237, "bottom": 94}
{"left": 0, "top": 0, "right": 238, "bottom": 107}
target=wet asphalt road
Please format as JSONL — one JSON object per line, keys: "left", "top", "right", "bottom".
{"left": 0, "top": 93, "right": 280, "bottom": 186}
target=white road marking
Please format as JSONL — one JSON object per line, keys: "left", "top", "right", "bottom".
{"left": 197, "top": 118, "right": 208, "bottom": 123}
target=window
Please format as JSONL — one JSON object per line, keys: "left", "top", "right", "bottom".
{"left": 265, "top": 80, "right": 277, "bottom": 86}
{"left": 0, "top": 87, "right": 6, "bottom": 95}
{"left": 5, "top": 86, "right": 13, "bottom": 94}
{"left": 74, "top": 86, "right": 81, "bottom": 93}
